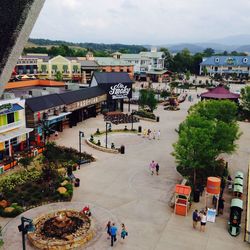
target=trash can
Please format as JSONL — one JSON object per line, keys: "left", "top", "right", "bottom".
{"left": 74, "top": 178, "right": 80, "bottom": 187}
{"left": 138, "top": 126, "right": 142, "bottom": 133}
{"left": 156, "top": 116, "right": 160, "bottom": 122}
{"left": 120, "top": 145, "right": 125, "bottom": 154}
{"left": 193, "top": 189, "right": 200, "bottom": 202}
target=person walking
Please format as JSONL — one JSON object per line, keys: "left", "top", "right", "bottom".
{"left": 121, "top": 223, "right": 128, "bottom": 240}
{"left": 153, "top": 130, "right": 156, "bottom": 139}
{"left": 106, "top": 221, "right": 111, "bottom": 239}
{"left": 147, "top": 129, "right": 151, "bottom": 140}
{"left": 200, "top": 211, "right": 207, "bottom": 232}
{"left": 155, "top": 162, "right": 160, "bottom": 175}
{"left": 149, "top": 160, "right": 156, "bottom": 175}
{"left": 157, "top": 130, "right": 160, "bottom": 140}
{"left": 218, "top": 196, "right": 225, "bottom": 215}
{"left": 110, "top": 222, "right": 118, "bottom": 247}
{"left": 192, "top": 209, "right": 199, "bottom": 229}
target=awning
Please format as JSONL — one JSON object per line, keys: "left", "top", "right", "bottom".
{"left": 0, "top": 103, "right": 24, "bottom": 115}
{"left": 46, "top": 112, "right": 72, "bottom": 121}
{"left": 0, "top": 127, "right": 33, "bottom": 142}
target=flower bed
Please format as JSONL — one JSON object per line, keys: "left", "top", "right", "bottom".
{"left": 133, "top": 110, "right": 156, "bottom": 121}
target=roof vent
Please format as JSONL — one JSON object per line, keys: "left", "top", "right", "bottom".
{"left": 214, "top": 57, "right": 220, "bottom": 63}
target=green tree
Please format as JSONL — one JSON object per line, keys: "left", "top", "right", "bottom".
{"left": 160, "top": 90, "right": 171, "bottom": 100}
{"left": 174, "top": 100, "right": 240, "bottom": 187}
{"left": 160, "top": 48, "right": 173, "bottom": 69}
{"left": 19, "top": 157, "right": 33, "bottom": 169}
{"left": 55, "top": 71, "right": 63, "bottom": 81}
{"left": 138, "top": 89, "right": 158, "bottom": 112}
{"left": 240, "top": 86, "right": 250, "bottom": 118}
{"left": 203, "top": 48, "right": 215, "bottom": 57}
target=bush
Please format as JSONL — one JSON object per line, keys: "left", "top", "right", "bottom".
{"left": 0, "top": 205, "right": 24, "bottom": 217}
{"left": 134, "top": 110, "right": 156, "bottom": 120}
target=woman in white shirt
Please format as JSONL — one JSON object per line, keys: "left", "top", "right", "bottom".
{"left": 200, "top": 212, "right": 207, "bottom": 232}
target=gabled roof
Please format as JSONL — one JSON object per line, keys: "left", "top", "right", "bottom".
{"left": 80, "top": 60, "right": 99, "bottom": 68}
{"left": 59, "top": 87, "right": 105, "bottom": 105}
{"left": 25, "top": 94, "right": 64, "bottom": 112}
{"left": 93, "top": 72, "right": 133, "bottom": 84}
{"left": 200, "top": 56, "right": 250, "bottom": 66}
{"left": 201, "top": 86, "right": 240, "bottom": 99}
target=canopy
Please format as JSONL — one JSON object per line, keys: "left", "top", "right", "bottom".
{"left": 200, "top": 86, "right": 240, "bottom": 100}
{"left": 231, "top": 198, "right": 243, "bottom": 209}
{"left": 233, "top": 184, "right": 243, "bottom": 193}
{"left": 234, "top": 178, "right": 243, "bottom": 186}
{"left": 175, "top": 184, "right": 191, "bottom": 196}
{"left": 235, "top": 171, "right": 244, "bottom": 179}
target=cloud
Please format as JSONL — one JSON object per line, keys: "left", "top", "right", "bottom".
{"left": 31, "top": 0, "right": 250, "bottom": 44}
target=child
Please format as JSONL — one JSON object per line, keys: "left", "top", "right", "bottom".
{"left": 121, "top": 223, "right": 128, "bottom": 239}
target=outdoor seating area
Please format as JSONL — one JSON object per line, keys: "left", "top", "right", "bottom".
{"left": 104, "top": 112, "right": 140, "bottom": 125}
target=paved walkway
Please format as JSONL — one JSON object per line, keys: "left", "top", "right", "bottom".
{"left": 2, "top": 87, "right": 250, "bottom": 250}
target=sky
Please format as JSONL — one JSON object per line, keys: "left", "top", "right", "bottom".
{"left": 31, "top": 0, "right": 250, "bottom": 45}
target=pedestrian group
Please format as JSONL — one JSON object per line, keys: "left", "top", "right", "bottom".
{"left": 106, "top": 221, "right": 128, "bottom": 247}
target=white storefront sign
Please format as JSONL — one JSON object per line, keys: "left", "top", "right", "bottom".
{"left": 109, "top": 83, "right": 131, "bottom": 99}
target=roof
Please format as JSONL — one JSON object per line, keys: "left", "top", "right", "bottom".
{"left": 93, "top": 72, "right": 133, "bottom": 84}
{"left": 200, "top": 86, "right": 240, "bottom": 99}
{"left": 175, "top": 184, "right": 191, "bottom": 196}
{"left": 120, "top": 54, "right": 142, "bottom": 60}
{"left": 5, "top": 80, "right": 65, "bottom": 89}
{"left": 80, "top": 60, "right": 99, "bottom": 68}
{"left": 20, "top": 55, "right": 51, "bottom": 62}
{"left": 200, "top": 56, "right": 250, "bottom": 66}
{"left": 95, "top": 57, "right": 133, "bottom": 66}
{"left": 0, "top": 103, "right": 23, "bottom": 115}
{"left": 139, "top": 51, "right": 164, "bottom": 58}
{"left": 25, "top": 94, "right": 64, "bottom": 112}
{"left": 59, "top": 86, "right": 106, "bottom": 105}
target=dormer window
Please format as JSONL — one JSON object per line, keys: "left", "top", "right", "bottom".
{"left": 215, "top": 57, "right": 220, "bottom": 63}
{"left": 243, "top": 58, "right": 248, "bottom": 63}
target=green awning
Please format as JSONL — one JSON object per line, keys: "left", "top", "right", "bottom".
{"left": 235, "top": 171, "right": 244, "bottom": 179}
{"left": 233, "top": 185, "right": 243, "bottom": 193}
{"left": 234, "top": 178, "right": 243, "bottom": 186}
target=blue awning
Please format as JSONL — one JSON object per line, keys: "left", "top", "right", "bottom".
{"left": 0, "top": 103, "right": 24, "bottom": 115}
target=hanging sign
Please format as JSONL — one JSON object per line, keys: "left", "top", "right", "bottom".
{"left": 108, "top": 83, "right": 131, "bottom": 99}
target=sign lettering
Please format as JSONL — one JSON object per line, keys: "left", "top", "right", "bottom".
{"left": 109, "top": 83, "right": 131, "bottom": 99}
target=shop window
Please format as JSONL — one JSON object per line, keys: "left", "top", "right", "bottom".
{"left": 10, "top": 137, "right": 18, "bottom": 146}
{"left": 5, "top": 141, "right": 9, "bottom": 148}
{"left": 7, "top": 113, "right": 14, "bottom": 124}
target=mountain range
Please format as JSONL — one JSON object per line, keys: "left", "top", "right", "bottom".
{"left": 29, "top": 34, "right": 250, "bottom": 54}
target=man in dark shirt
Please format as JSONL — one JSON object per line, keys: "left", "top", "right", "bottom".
{"left": 192, "top": 209, "right": 199, "bottom": 229}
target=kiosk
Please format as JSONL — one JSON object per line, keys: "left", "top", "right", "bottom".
{"left": 174, "top": 184, "right": 191, "bottom": 216}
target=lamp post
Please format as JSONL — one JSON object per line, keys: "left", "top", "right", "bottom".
{"left": 131, "top": 109, "right": 136, "bottom": 130}
{"left": 79, "top": 131, "right": 84, "bottom": 166}
{"left": 105, "top": 122, "right": 111, "bottom": 148}
{"left": 18, "top": 216, "right": 35, "bottom": 250}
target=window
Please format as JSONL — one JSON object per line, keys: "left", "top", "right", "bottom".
{"left": 5, "top": 141, "right": 9, "bottom": 148}
{"left": 7, "top": 113, "right": 14, "bottom": 124}
{"left": 10, "top": 137, "right": 18, "bottom": 146}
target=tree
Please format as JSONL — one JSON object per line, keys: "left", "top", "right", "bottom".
{"left": 240, "top": 86, "right": 250, "bottom": 119}
{"left": 138, "top": 89, "right": 158, "bottom": 112}
{"left": 203, "top": 48, "right": 215, "bottom": 57}
{"left": 160, "top": 90, "right": 171, "bottom": 100}
{"left": 160, "top": 48, "right": 173, "bottom": 69}
{"left": 19, "top": 157, "right": 33, "bottom": 169}
{"left": 174, "top": 100, "right": 240, "bottom": 187}
{"left": 55, "top": 71, "right": 63, "bottom": 81}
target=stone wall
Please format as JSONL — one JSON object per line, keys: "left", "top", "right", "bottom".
{"left": 0, "top": 0, "right": 45, "bottom": 95}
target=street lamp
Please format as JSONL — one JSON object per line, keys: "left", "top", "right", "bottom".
{"left": 18, "top": 216, "right": 35, "bottom": 250}
{"left": 79, "top": 131, "right": 84, "bottom": 166}
{"left": 131, "top": 109, "right": 136, "bottom": 130}
{"left": 105, "top": 122, "right": 112, "bottom": 148}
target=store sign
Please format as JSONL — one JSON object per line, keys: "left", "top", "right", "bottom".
{"left": 109, "top": 83, "right": 131, "bottom": 99}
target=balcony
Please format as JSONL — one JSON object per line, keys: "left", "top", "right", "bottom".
{"left": 0, "top": 121, "right": 22, "bottom": 133}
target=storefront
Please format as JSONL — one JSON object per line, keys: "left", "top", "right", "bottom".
{"left": 90, "top": 72, "right": 133, "bottom": 112}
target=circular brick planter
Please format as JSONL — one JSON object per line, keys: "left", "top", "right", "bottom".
{"left": 28, "top": 210, "right": 95, "bottom": 250}
{"left": 85, "top": 139, "right": 120, "bottom": 154}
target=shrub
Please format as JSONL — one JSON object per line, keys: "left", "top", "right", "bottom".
{"left": 134, "top": 110, "right": 156, "bottom": 120}
{"left": 0, "top": 204, "right": 24, "bottom": 217}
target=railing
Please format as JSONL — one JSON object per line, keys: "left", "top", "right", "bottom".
{"left": 0, "top": 121, "right": 22, "bottom": 133}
